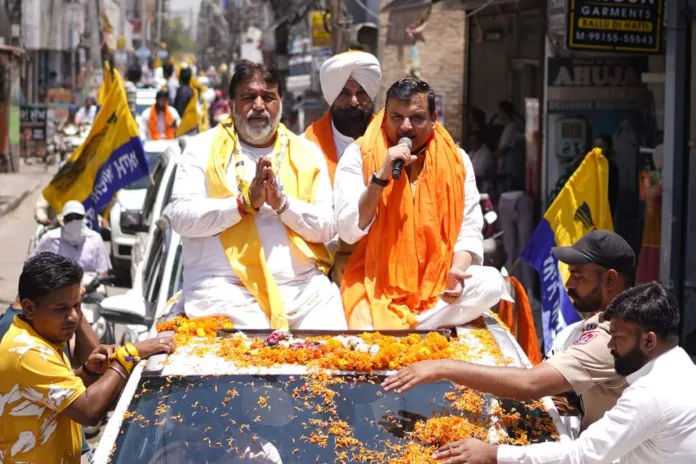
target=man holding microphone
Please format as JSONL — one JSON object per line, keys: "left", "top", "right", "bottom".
{"left": 333, "top": 78, "right": 509, "bottom": 330}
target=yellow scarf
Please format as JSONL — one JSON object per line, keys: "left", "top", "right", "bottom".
{"left": 205, "top": 118, "right": 333, "bottom": 329}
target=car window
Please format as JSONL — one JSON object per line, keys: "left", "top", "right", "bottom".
{"left": 141, "top": 153, "right": 169, "bottom": 223}
{"left": 168, "top": 244, "right": 183, "bottom": 300}
{"left": 109, "top": 374, "right": 558, "bottom": 463}
{"left": 142, "top": 227, "right": 164, "bottom": 297}
{"left": 161, "top": 164, "right": 178, "bottom": 209}
{"left": 123, "top": 151, "right": 161, "bottom": 191}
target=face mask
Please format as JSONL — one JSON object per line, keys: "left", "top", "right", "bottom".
{"left": 63, "top": 220, "right": 85, "bottom": 246}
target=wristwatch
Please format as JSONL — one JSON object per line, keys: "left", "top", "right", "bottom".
{"left": 370, "top": 172, "right": 389, "bottom": 187}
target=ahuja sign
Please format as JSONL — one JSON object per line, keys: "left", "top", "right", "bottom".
{"left": 566, "top": 0, "right": 664, "bottom": 54}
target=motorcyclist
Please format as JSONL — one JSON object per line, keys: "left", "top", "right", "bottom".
{"left": 58, "top": 104, "right": 79, "bottom": 132}
{"left": 76, "top": 97, "right": 98, "bottom": 126}
{"left": 32, "top": 201, "right": 112, "bottom": 277}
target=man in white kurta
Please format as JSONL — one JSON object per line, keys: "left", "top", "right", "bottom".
{"left": 168, "top": 60, "right": 347, "bottom": 330}
{"left": 334, "top": 78, "right": 510, "bottom": 330}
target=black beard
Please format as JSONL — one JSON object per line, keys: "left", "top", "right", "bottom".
{"left": 612, "top": 344, "right": 648, "bottom": 376}
{"left": 330, "top": 106, "right": 373, "bottom": 139}
{"left": 567, "top": 285, "right": 603, "bottom": 314}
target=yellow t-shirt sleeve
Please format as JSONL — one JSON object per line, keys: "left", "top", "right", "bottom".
{"left": 17, "top": 347, "right": 86, "bottom": 414}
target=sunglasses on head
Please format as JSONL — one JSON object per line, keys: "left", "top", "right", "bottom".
{"left": 396, "top": 78, "right": 430, "bottom": 91}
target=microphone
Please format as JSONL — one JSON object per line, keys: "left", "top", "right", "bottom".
{"left": 392, "top": 137, "right": 413, "bottom": 180}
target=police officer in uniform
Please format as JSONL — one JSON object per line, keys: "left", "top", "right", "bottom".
{"left": 382, "top": 230, "right": 635, "bottom": 434}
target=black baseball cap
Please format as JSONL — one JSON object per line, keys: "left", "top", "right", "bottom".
{"left": 552, "top": 230, "right": 635, "bottom": 273}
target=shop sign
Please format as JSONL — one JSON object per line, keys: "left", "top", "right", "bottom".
{"left": 310, "top": 11, "right": 332, "bottom": 49}
{"left": 566, "top": 0, "right": 664, "bottom": 54}
{"left": 546, "top": 57, "right": 648, "bottom": 112}
{"left": 19, "top": 104, "right": 48, "bottom": 158}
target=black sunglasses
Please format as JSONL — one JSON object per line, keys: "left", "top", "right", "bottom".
{"left": 64, "top": 214, "right": 85, "bottom": 223}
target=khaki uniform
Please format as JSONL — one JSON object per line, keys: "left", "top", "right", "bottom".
{"left": 545, "top": 313, "right": 627, "bottom": 429}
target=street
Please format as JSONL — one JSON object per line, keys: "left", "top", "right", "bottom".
{"left": 0, "top": 163, "right": 54, "bottom": 306}
{"left": 0, "top": 162, "right": 128, "bottom": 310}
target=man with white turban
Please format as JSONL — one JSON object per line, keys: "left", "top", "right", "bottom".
{"left": 303, "top": 51, "right": 382, "bottom": 286}
{"left": 303, "top": 50, "right": 382, "bottom": 185}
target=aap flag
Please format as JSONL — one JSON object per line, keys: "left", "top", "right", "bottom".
{"left": 43, "top": 69, "right": 148, "bottom": 230}
{"left": 521, "top": 148, "right": 614, "bottom": 353}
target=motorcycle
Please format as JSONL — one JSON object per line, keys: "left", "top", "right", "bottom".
{"left": 81, "top": 272, "right": 117, "bottom": 345}
{"left": 480, "top": 194, "right": 506, "bottom": 271}
{"left": 60, "top": 123, "right": 90, "bottom": 160}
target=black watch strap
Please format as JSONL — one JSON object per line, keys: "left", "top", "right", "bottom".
{"left": 81, "top": 362, "right": 101, "bottom": 379}
{"left": 370, "top": 172, "right": 389, "bottom": 187}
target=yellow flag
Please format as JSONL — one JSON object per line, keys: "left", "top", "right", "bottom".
{"left": 97, "top": 61, "right": 112, "bottom": 106}
{"left": 199, "top": 99, "right": 210, "bottom": 132}
{"left": 521, "top": 148, "right": 614, "bottom": 351}
{"left": 43, "top": 68, "right": 148, "bottom": 229}
{"left": 176, "top": 87, "right": 199, "bottom": 136}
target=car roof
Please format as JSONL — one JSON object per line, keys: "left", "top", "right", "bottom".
{"left": 143, "top": 139, "right": 180, "bottom": 153}
{"left": 92, "top": 315, "right": 570, "bottom": 464}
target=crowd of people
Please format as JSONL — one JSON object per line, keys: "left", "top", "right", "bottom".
{"left": 1, "top": 50, "right": 695, "bottom": 463}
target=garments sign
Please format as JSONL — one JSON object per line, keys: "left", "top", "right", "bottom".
{"left": 310, "top": 11, "right": 332, "bottom": 49}
{"left": 19, "top": 105, "right": 48, "bottom": 158}
{"left": 566, "top": 0, "right": 664, "bottom": 54}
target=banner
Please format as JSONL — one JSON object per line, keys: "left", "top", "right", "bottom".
{"left": 176, "top": 87, "right": 199, "bottom": 137}
{"left": 43, "top": 69, "right": 149, "bottom": 230}
{"left": 521, "top": 148, "right": 614, "bottom": 353}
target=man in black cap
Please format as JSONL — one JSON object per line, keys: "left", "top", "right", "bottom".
{"left": 383, "top": 230, "right": 635, "bottom": 432}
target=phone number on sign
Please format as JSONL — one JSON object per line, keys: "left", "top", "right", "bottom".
{"left": 579, "top": 31, "right": 655, "bottom": 46}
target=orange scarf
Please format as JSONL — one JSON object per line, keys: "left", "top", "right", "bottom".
{"left": 148, "top": 104, "right": 175, "bottom": 140}
{"left": 340, "top": 110, "right": 465, "bottom": 329}
{"left": 304, "top": 113, "right": 339, "bottom": 185}
{"left": 498, "top": 276, "right": 542, "bottom": 365}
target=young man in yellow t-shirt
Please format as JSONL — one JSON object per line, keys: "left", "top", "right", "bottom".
{"left": 0, "top": 252, "right": 176, "bottom": 463}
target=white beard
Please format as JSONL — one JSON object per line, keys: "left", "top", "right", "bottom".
{"left": 233, "top": 104, "right": 282, "bottom": 146}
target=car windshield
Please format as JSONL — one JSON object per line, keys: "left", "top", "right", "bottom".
{"left": 124, "top": 151, "right": 161, "bottom": 190}
{"left": 110, "top": 373, "right": 558, "bottom": 463}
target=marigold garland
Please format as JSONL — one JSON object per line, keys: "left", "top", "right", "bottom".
{"left": 142, "top": 316, "right": 560, "bottom": 462}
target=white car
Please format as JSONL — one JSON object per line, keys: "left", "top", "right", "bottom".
{"left": 119, "top": 141, "right": 181, "bottom": 282}
{"left": 109, "top": 140, "right": 179, "bottom": 276}
{"left": 93, "top": 300, "right": 569, "bottom": 463}
{"left": 101, "top": 215, "right": 182, "bottom": 344}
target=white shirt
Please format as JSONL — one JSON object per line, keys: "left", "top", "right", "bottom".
{"left": 298, "top": 120, "right": 354, "bottom": 161}
{"left": 498, "top": 346, "right": 696, "bottom": 464}
{"left": 333, "top": 143, "right": 484, "bottom": 263}
{"left": 32, "top": 227, "right": 112, "bottom": 274}
{"left": 168, "top": 128, "right": 336, "bottom": 317}
{"left": 75, "top": 105, "right": 97, "bottom": 125}
{"left": 139, "top": 106, "right": 181, "bottom": 141}
{"left": 330, "top": 120, "right": 355, "bottom": 160}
